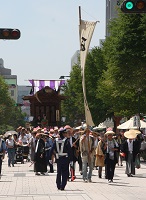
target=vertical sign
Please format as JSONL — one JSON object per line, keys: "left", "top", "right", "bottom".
{"left": 133, "top": 115, "right": 140, "bottom": 128}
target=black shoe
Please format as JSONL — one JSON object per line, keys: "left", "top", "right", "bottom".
{"left": 60, "top": 188, "right": 64, "bottom": 191}
{"left": 99, "top": 175, "right": 102, "bottom": 178}
{"left": 57, "top": 188, "right": 60, "bottom": 190}
{"left": 41, "top": 172, "right": 45, "bottom": 175}
{"left": 35, "top": 172, "right": 40, "bottom": 175}
{"left": 49, "top": 171, "right": 54, "bottom": 173}
{"left": 127, "top": 174, "right": 131, "bottom": 177}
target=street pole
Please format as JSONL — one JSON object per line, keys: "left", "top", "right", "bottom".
{"left": 137, "top": 88, "right": 142, "bottom": 118}
{"left": 137, "top": 88, "right": 142, "bottom": 130}
{"left": 138, "top": 92, "right": 140, "bottom": 118}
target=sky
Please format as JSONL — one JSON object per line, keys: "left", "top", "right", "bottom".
{"left": 0, "top": 0, "right": 106, "bottom": 86}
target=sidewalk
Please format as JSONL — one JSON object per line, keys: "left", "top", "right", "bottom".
{"left": 0, "top": 157, "right": 146, "bottom": 200}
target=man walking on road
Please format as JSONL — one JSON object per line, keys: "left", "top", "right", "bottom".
{"left": 49, "top": 129, "right": 73, "bottom": 190}
{"left": 80, "top": 127, "right": 95, "bottom": 182}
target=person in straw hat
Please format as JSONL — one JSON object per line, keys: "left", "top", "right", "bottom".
{"left": 54, "top": 126, "right": 59, "bottom": 137}
{"left": 66, "top": 126, "right": 79, "bottom": 181}
{"left": 121, "top": 129, "right": 140, "bottom": 177}
{"left": 79, "top": 127, "right": 95, "bottom": 183}
{"left": 34, "top": 132, "right": 47, "bottom": 175}
{"left": 95, "top": 134, "right": 105, "bottom": 178}
{"left": 16, "top": 126, "right": 22, "bottom": 137}
{"left": 103, "top": 128, "right": 119, "bottom": 183}
{"left": 29, "top": 128, "right": 37, "bottom": 162}
{"left": 74, "top": 128, "right": 84, "bottom": 175}
{"left": 45, "top": 129, "right": 54, "bottom": 173}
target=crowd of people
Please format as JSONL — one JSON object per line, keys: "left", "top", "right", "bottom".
{"left": 0, "top": 124, "right": 145, "bottom": 189}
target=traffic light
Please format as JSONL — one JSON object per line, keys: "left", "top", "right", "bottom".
{"left": 0, "top": 28, "right": 21, "bottom": 40}
{"left": 121, "top": 0, "right": 146, "bottom": 13}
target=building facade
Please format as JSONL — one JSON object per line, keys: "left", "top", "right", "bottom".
{"left": 0, "top": 58, "right": 17, "bottom": 102}
{"left": 17, "top": 85, "right": 31, "bottom": 117}
{"left": 71, "top": 50, "right": 80, "bottom": 68}
{"left": 71, "top": 49, "right": 92, "bottom": 68}
{"left": 106, "top": 0, "right": 118, "bottom": 37}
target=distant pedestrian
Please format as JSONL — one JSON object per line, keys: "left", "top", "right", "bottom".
{"left": 45, "top": 135, "right": 54, "bottom": 173}
{"left": 103, "top": 130, "right": 119, "bottom": 183}
{"left": 0, "top": 135, "right": 6, "bottom": 178}
{"left": 95, "top": 136, "right": 105, "bottom": 178}
{"left": 34, "top": 133, "right": 47, "bottom": 175}
{"left": 121, "top": 130, "right": 140, "bottom": 177}
{"left": 115, "top": 131, "right": 126, "bottom": 166}
{"left": 29, "top": 130, "right": 37, "bottom": 162}
{"left": 79, "top": 127, "right": 95, "bottom": 182}
{"left": 67, "top": 127, "right": 78, "bottom": 181}
{"left": 6, "top": 134, "right": 15, "bottom": 167}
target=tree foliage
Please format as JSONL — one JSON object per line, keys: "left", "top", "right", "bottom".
{"left": 0, "top": 76, "right": 25, "bottom": 132}
{"left": 98, "top": 12, "right": 146, "bottom": 117}
{"left": 85, "top": 47, "right": 108, "bottom": 124}
{"left": 0, "top": 76, "right": 13, "bottom": 124}
{"left": 61, "top": 47, "right": 108, "bottom": 126}
{"left": 61, "top": 64, "right": 84, "bottom": 126}
{"left": 62, "top": 11, "right": 146, "bottom": 126}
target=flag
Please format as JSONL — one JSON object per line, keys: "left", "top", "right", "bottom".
{"left": 29, "top": 80, "right": 34, "bottom": 95}
{"left": 28, "top": 80, "right": 66, "bottom": 94}
{"left": 79, "top": 19, "right": 97, "bottom": 126}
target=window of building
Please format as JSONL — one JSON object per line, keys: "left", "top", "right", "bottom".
{"left": 11, "top": 90, "right": 14, "bottom": 96}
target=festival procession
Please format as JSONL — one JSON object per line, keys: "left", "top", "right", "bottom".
{"left": 0, "top": 119, "right": 146, "bottom": 190}
{"left": 1, "top": 1, "right": 146, "bottom": 199}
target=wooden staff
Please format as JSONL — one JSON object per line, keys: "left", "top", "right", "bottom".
{"left": 29, "top": 161, "right": 35, "bottom": 167}
{"left": 72, "top": 131, "right": 84, "bottom": 144}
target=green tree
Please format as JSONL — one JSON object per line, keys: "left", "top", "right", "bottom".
{"left": 85, "top": 47, "right": 108, "bottom": 125}
{"left": 0, "top": 76, "right": 14, "bottom": 124}
{"left": 98, "top": 12, "right": 146, "bottom": 117}
{"left": 61, "top": 65, "right": 84, "bottom": 126}
{"left": 0, "top": 76, "right": 25, "bottom": 132}
{"left": 62, "top": 47, "right": 108, "bottom": 126}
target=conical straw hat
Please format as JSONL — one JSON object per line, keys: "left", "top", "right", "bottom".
{"left": 124, "top": 130, "right": 137, "bottom": 139}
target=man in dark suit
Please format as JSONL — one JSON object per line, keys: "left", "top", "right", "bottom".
{"left": 121, "top": 133, "right": 140, "bottom": 177}
{"left": 34, "top": 133, "right": 47, "bottom": 175}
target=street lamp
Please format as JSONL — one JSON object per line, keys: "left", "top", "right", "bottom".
{"left": 59, "top": 76, "right": 70, "bottom": 79}
{"left": 61, "top": 116, "right": 66, "bottom": 126}
{"left": 136, "top": 88, "right": 142, "bottom": 117}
